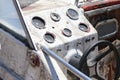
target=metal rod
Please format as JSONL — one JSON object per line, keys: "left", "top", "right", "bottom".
{"left": 13, "top": 0, "right": 37, "bottom": 50}
{"left": 75, "top": 0, "right": 79, "bottom": 7}
{"left": 41, "top": 45, "right": 92, "bottom": 80}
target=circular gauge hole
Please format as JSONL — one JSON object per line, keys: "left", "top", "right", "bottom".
{"left": 50, "top": 13, "right": 61, "bottom": 22}
{"left": 32, "top": 17, "right": 45, "bottom": 29}
{"left": 79, "top": 23, "right": 89, "bottom": 32}
{"left": 62, "top": 28, "right": 72, "bottom": 37}
{"left": 44, "top": 33, "right": 55, "bottom": 43}
{"left": 66, "top": 8, "right": 79, "bottom": 20}
{"left": 52, "top": 26, "right": 55, "bottom": 29}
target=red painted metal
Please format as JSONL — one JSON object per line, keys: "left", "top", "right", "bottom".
{"left": 81, "top": 0, "right": 120, "bottom": 11}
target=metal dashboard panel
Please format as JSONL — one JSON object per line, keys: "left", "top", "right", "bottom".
{"left": 21, "top": 0, "right": 98, "bottom": 78}
{"left": 22, "top": 1, "right": 97, "bottom": 53}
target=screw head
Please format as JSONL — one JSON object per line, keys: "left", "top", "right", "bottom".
{"left": 28, "top": 53, "right": 40, "bottom": 67}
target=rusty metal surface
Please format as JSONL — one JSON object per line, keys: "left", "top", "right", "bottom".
{"left": 81, "top": 0, "right": 120, "bottom": 11}
{"left": 27, "top": 50, "right": 40, "bottom": 67}
{"left": 96, "top": 40, "right": 120, "bottom": 80}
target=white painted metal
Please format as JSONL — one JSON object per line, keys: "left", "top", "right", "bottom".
{"left": 22, "top": 0, "right": 98, "bottom": 79}
{"left": 0, "top": 0, "right": 98, "bottom": 80}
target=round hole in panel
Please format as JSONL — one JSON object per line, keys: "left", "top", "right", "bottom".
{"left": 62, "top": 28, "right": 72, "bottom": 37}
{"left": 79, "top": 23, "right": 89, "bottom": 32}
{"left": 32, "top": 17, "right": 45, "bottom": 29}
{"left": 44, "top": 33, "right": 55, "bottom": 43}
{"left": 50, "top": 13, "right": 61, "bottom": 22}
{"left": 66, "top": 8, "right": 79, "bottom": 20}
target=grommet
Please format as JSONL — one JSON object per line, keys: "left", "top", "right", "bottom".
{"left": 32, "top": 17, "right": 45, "bottom": 29}
{"left": 79, "top": 23, "right": 89, "bottom": 32}
{"left": 66, "top": 8, "right": 79, "bottom": 20}
{"left": 62, "top": 28, "right": 72, "bottom": 37}
{"left": 50, "top": 13, "right": 61, "bottom": 22}
{"left": 44, "top": 33, "right": 55, "bottom": 43}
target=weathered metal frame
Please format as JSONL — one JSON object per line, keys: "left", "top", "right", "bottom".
{"left": 85, "top": 4, "right": 120, "bottom": 17}
{"left": 13, "top": 0, "right": 36, "bottom": 49}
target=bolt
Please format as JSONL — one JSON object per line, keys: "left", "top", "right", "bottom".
{"left": 28, "top": 52, "right": 40, "bottom": 67}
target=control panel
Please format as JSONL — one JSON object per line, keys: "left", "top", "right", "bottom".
{"left": 23, "top": 1, "right": 98, "bottom": 61}
{"left": 22, "top": 1, "right": 98, "bottom": 76}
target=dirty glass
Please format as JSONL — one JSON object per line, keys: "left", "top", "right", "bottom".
{"left": 0, "top": 0, "right": 26, "bottom": 38}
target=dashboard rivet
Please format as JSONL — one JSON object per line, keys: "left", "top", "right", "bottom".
{"left": 62, "top": 28, "right": 72, "bottom": 37}
{"left": 66, "top": 8, "right": 79, "bottom": 20}
{"left": 32, "top": 17, "right": 45, "bottom": 29}
{"left": 79, "top": 23, "right": 89, "bottom": 32}
{"left": 44, "top": 33, "right": 55, "bottom": 43}
{"left": 50, "top": 13, "right": 61, "bottom": 22}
